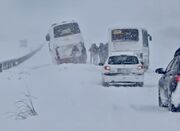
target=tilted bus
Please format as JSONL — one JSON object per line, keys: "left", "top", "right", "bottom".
{"left": 46, "top": 21, "right": 87, "bottom": 64}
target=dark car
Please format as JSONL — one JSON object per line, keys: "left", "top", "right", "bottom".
{"left": 174, "top": 47, "right": 180, "bottom": 57}
{"left": 155, "top": 55, "right": 180, "bottom": 112}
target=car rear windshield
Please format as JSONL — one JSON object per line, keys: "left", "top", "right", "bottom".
{"left": 54, "top": 23, "right": 80, "bottom": 38}
{"left": 108, "top": 55, "right": 139, "bottom": 65}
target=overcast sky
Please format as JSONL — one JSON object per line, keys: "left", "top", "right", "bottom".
{"left": 0, "top": 0, "right": 180, "bottom": 46}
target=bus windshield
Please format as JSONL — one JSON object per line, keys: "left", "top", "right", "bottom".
{"left": 54, "top": 23, "right": 80, "bottom": 38}
{"left": 112, "top": 29, "right": 139, "bottom": 41}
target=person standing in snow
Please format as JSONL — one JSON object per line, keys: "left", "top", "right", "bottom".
{"left": 89, "top": 43, "right": 99, "bottom": 65}
{"left": 80, "top": 43, "right": 87, "bottom": 64}
{"left": 98, "top": 43, "right": 105, "bottom": 64}
{"left": 89, "top": 44, "right": 94, "bottom": 64}
{"left": 93, "top": 44, "right": 99, "bottom": 65}
{"left": 55, "top": 47, "right": 61, "bottom": 64}
{"left": 0, "top": 63, "right": 2, "bottom": 72}
{"left": 104, "top": 42, "right": 109, "bottom": 63}
{"left": 71, "top": 45, "right": 80, "bottom": 63}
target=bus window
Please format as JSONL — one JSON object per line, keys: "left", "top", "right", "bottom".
{"left": 111, "top": 29, "right": 139, "bottom": 41}
{"left": 142, "top": 30, "right": 149, "bottom": 47}
{"left": 54, "top": 23, "right": 80, "bottom": 38}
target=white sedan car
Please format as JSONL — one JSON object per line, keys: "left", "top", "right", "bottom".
{"left": 102, "top": 52, "right": 144, "bottom": 87}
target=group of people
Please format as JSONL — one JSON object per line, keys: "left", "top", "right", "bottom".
{"left": 88, "top": 43, "right": 108, "bottom": 65}
{"left": 88, "top": 43, "right": 180, "bottom": 65}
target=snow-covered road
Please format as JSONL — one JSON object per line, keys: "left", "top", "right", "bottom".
{"left": 0, "top": 45, "right": 180, "bottom": 131}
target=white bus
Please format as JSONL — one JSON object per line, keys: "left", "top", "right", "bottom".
{"left": 46, "top": 21, "right": 87, "bottom": 64}
{"left": 108, "top": 28, "right": 152, "bottom": 70}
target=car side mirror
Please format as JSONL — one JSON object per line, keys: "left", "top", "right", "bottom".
{"left": 155, "top": 68, "right": 165, "bottom": 74}
{"left": 149, "top": 36, "right": 152, "bottom": 41}
{"left": 46, "top": 34, "right": 50, "bottom": 41}
{"left": 148, "top": 34, "right": 152, "bottom": 41}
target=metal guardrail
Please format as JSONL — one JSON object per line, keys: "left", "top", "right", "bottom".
{"left": 0, "top": 44, "right": 43, "bottom": 72}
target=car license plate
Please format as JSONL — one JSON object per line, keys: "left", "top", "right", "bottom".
{"left": 117, "top": 68, "right": 129, "bottom": 74}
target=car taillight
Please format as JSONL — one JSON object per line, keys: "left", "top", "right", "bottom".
{"left": 137, "top": 65, "right": 143, "bottom": 70}
{"left": 175, "top": 75, "right": 180, "bottom": 82}
{"left": 104, "top": 66, "right": 111, "bottom": 71}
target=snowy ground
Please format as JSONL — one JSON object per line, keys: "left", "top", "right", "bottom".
{"left": 0, "top": 44, "right": 180, "bottom": 131}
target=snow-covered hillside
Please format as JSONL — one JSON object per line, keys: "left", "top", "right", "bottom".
{"left": 0, "top": 44, "right": 180, "bottom": 131}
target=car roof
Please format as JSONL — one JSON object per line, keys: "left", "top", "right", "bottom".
{"left": 109, "top": 51, "right": 138, "bottom": 57}
{"left": 51, "top": 20, "right": 77, "bottom": 27}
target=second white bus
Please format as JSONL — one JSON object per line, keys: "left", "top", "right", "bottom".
{"left": 108, "top": 28, "right": 152, "bottom": 70}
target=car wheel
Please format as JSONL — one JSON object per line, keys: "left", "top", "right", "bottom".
{"left": 139, "top": 82, "right": 144, "bottom": 87}
{"left": 136, "top": 82, "right": 144, "bottom": 87}
{"left": 168, "top": 103, "right": 177, "bottom": 112}
{"left": 158, "top": 88, "right": 168, "bottom": 107}
{"left": 102, "top": 82, "right": 109, "bottom": 87}
{"left": 168, "top": 95, "right": 177, "bottom": 112}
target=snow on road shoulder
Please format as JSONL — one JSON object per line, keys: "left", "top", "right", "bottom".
{"left": 0, "top": 45, "right": 180, "bottom": 131}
